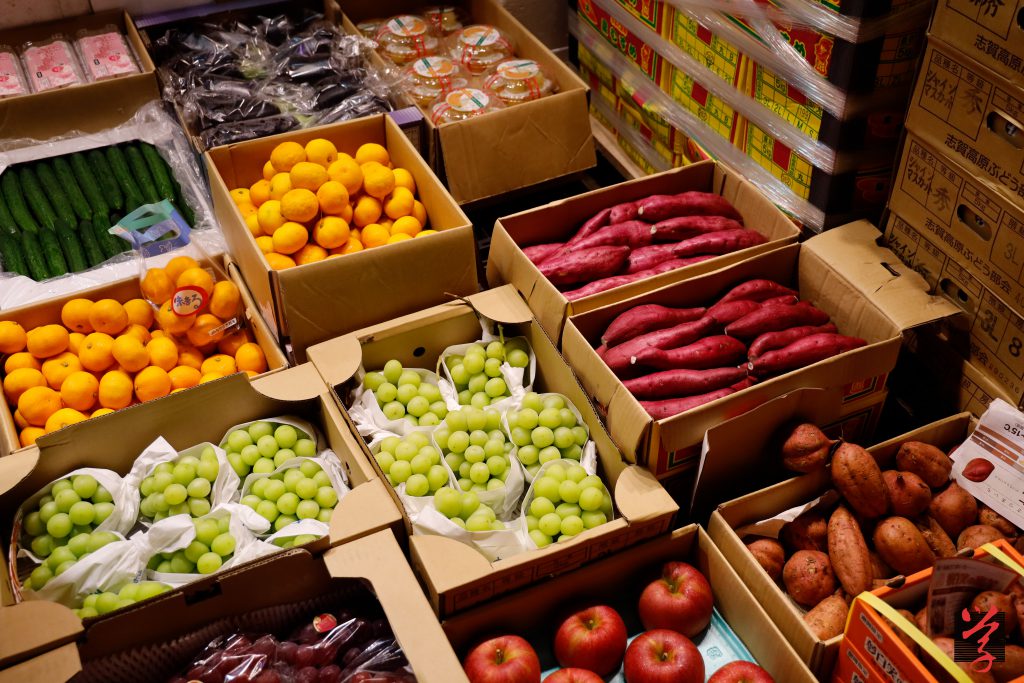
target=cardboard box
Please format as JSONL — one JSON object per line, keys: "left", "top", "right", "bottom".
{"left": 487, "top": 159, "right": 801, "bottom": 342}
{"left": 306, "top": 285, "right": 679, "bottom": 617}
{"left": 443, "top": 525, "right": 818, "bottom": 682}
{"left": 0, "top": 258, "right": 288, "bottom": 458}
{"left": 0, "top": 10, "right": 159, "bottom": 142}
{"left": 562, "top": 221, "right": 960, "bottom": 477}
{"left": 578, "top": 0, "right": 671, "bottom": 88}
{"left": 205, "top": 113, "right": 478, "bottom": 363}
{"left": 905, "top": 37, "right": 1024, "bottom": 209}
{"left": 883, "top": 208, "right": 1024, "bottom": 404}
{"left": 931, "top": 0, "right": 1024, "bottom": 90}
{"left": 0, "top": 531, "right": 466, "bottom": 682}
{"left": 341, "top": 0, "right": 595, "bottom": 205}
{"left": 0, "top": 363, "right": 403, "bottom": 655}
{"left": 708, "top": 413, "right": 973, "bottom": 676}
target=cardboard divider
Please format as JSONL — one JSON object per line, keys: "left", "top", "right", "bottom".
{"left": 443, "top": 525, "right": 817, "bottom": 682}
{"left": 486, "top": 159, "right": 802, "bottom": 343}
{"left": 337, "top": 0, "right": 596, "bottom": 205}
{"left": 561, "top": 220, "right": 960, "bottom": 478}
{"left": 0, "top": 532, "right": 467, "bottom": 682}
{"left": 205, "top": 113, "right": 479, "bottom": 363}
{"left": 306, "top": 285, "right": 678, "bottom": 617}
{"left": 708, "top": 413, "right": 974, "bottom": 677}
{"left": 0, "top": 257, "right": 288, "bottom": 458}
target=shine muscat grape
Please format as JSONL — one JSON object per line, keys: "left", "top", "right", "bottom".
{"left": 363, "top": 359, "right": 448, "bottom": 427}
{"left": 242, "top": 458, "right": 339, "bottom": 531}
{"left": 220, "top": 421, "right": 317, "bottom": 480}
{"left": 374, "top": 432, "right": 449, "bottom": 496}
{"left": 21, "top": 475, "right": 116, "bottom": 559}
{"left": 432, "top": 486, "right": 508, "bottom": 531}
{"left": 138, "top": 447, "right": 221, "bottom": 523}
{"left": 445, "top": 339, "right": 529, "bottom": 408}
{"left": 507, "top": 392, "right": 589, "bottom": 478}
{"left": 75, "top": 581, "right": 172, "bottom": 619}
{"left": 526, "top": 461, "right": 612, "bottom": 548}
{"left": 272, "top": 533, "right": 322, "bottom": 549}
{"left": 148, "top": 515, "right": 237, "bottom": 575}
{"left": 434, "top": 407, "right": 514, "bottom": 494}
{"left": 22, "top": 529, "right": 120, "bottom": 590}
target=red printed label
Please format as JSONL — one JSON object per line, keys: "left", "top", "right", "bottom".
{"left": 171, "top": 286, "right": 207, "bottom": 316}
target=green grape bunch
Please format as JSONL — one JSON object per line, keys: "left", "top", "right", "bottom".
{"left": 363, "top": 360, "right": 448, "bottom": 427}
{"left": 148, "top": 515, "right": 237, "bottom": 575}
{"left": 525, "top": 460, "right": 612, "bottom": 549}
{"left": 432, "top": 487, "right": 508, "bottom": 532}
{"left": 506, "top": 393, "right": 589, "bottom": 479}
{"left": 434, "top": 407, "right": 515, "bottom": 495}
{"left": 21, "top": 474, "right": 117, "bottom": 560}
{"left": 220, "top": 421, "right": 317, "bottom": 481}
{"left": 374, "top": 432, "right": 450, "bottom": 496}
{"left": 444, "top": 339, "right": 530, "bottom": 409}
{"left": 138, "top": 446, "right": 221, "bottom": 523}
{"left": 76, "top": 581, "right": 172, "bottom": 619}
{"left": 22, "top": 530, "right": 120, "bottom": 592}
{"left": 241, "top": 458, "right": 340, "bottom": 533}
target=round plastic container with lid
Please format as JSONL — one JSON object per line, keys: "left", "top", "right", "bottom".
{"left": 404, "top": 56, "right": 470, "bottom": 107}
{"left": 375, "top": 15, "right": 442, "bottom": 65}
{"left": 447, "top": 24, "right": 514, "bottom": 75}
{"left": 430, "top": 86, "right": 505, "bottom": 125}
{"left": 484, "top": 58, "right": 558, "bottom": 106}
{"left": 423, "top": 6, "right": 465, "bottom": 35}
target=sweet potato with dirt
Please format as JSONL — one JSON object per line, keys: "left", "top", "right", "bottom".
{"left": 831, "top": 442, "right": 889, "bottom": 518}
{"left": 748, "top": 323, "right": 838, "bottom": 360}
{"left": 563, "top": 256, "right": 715, "bottom": 301}
{"left": 715, "top": 279, "right": 798, "bottom": 305}
{"left": 725, "top": 302, "right": 831, "bottom": 339}
{"left": 957, "top": 524, "right": 1004, "bottom": 551}
{"left": 630, "top": 336, "right": 747, "bottom": 371}
{"left": 603, "top": 317, "right": 718, "bottom": 375}
{"left": 779, "top": 422, "right": 837, "bottom": 473}
{"left": 635, "top": 191, "right": 744, "bottom": 223}
{"left": 783, "top": 550, "right": 837, "bottom": 608}
{"left": 972, "top": 591, "right": 1017, "bottom": 633}
{"left": 883, "top": 470, "right": 932, "bottom": 517}
{"left": 602, "top": 304, "right": 706, "bottom": 348}
{"left": 979, "top": 505, "right": 1018, "bottom": 537}
{"left": 746, "top": 538, "right": 785, "bottom": 582}
{"left": 539, "top": 245, "right": 629, "bottom": 286}
{"left": 523, "top": 242, "right": 564, "bottom": 265}
{"left": 781, "top": 510, "right": 828, "bottom": 553}
{"left": 567, "top": 207, "right": 613, "bottom": 246}
{"left": 993, "top": 645, "right": 1024, "bottom": 683}
{"left": 639, "top": 388, "right": 735, "bottom": 419}
{"left": 624, "top": 366, "right": 747, "bottom": 400}
{"left": 873, "top": 517, "right": 936, "bottom": 575}
{"left": 870, "top": 551, "right": 895, "bottom": 579}
{"left": 927, "top": 637, "right": 997, "bottom": 683}
{"left": 650, "top": 215, "right": 743, "bottom": 241}
{"left": 917, "top": 516, "right": 957, "bottom": 558}
{"left": 895, "top": 441, "right": 953, "bottom": 488}
{"left": 828, "top": 505, "right": 873, "bottom": 596}
{"left": 750, "top": 333, "right": 867, "bottom": 378}
{"left": 707, "top": 299, "right": 761, "bottom": 326}
{"left": 570, "top": 221, "right": 655, "bottom": 250}
{"left": 930, "top": 482, "right": 978, "bottom": 539}
{"left": 804, "top": 595, "right": 848, "bottom": 640}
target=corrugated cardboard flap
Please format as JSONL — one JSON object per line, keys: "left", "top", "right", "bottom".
{"left": 802, "top": 221, "right": 962, "bottom": 331}
{"left": 0, "top": 601, "right": 82, "bottom": 670}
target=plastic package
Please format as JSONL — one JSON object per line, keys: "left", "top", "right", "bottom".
{"left": 429, "top": 86, "right": 505, "bottom": 125}
{"left": 21, "top": 36, "right": 85, "bottom": 92}
{"left": 424, "top": 5, "right": 466, "bottom": 35}
{"left": 374, "top": 15, "right": 442, "bottom": 65}
{"left": 448, "top": 24, "right": 514, "bottom": 75}
{"left": 484, "top": 58, "right": 557, "bottom": 106}
{"left": 403, "top": 55, "right": 469, "bottom": 107}
{"left": 355, "top": 20, "right": 382, "bottom": 39}
{"left": 74, "top": 26, "right": 139, "bottom": 82}
{"left": 0, "top": 46, "right": 29, "bottom": 98}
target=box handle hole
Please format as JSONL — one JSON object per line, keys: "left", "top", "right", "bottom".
{"left": 413, "top": 346, "right": 426, "bottom": 357}
{"left": 1017, "top": 6, "right": 1023, "bottom": 29}
{"left": 957, "top": 204, "right": 993, "bottom": 240}
{"left": 183, "top": 582, "right": 223, "bottom": 605}
{"left": 987, "top": 111, "right": 1024, "bottom": 149}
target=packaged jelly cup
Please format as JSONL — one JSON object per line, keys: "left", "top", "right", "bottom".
{"left": 404, "top": 56, "right": 470, "bottom": 107}
{"left": 375, "top": 15, "right": 442, "bottom": 66}
{"left": 448, "top": 24, "right": 514, "bottom": 76}
{"left": 424, "top": 6, "right": 465, "bottom": 35}
{"left": 430, "top": 86, "right": 505, "bottom": 125}
{"left": 484, "top": 58, "right": 558, "bottom": 106}
{"left": 21, "top": 36, "right": 85, "bottom": 92}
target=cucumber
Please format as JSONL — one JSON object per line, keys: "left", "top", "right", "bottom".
{"left": 56, "top": 221, "right": 87, "bottom": 272}
{"left": 93, "top": 214, "right": 122, "bottom": 259}
{"left": 52, "top": 157, "right": 92, "bottom": 221}
{"left": 2, "top": 171, "right": 40, "bottom": 234}
{"left": 104, "top": 146, "right": 145, "bottom": 211}
{"left": 69, "top": 153, "right": 110, "bottom": 217}
{"left": 139, "top": 142, "right": 175, "bottom": 201}
{"left": 0, "top": 190, "right": 17, "bottom": 235}
{"left": 125, "top": 144, "right": 160, "bottom": 204}
{"left": 18, "top": 166, "right": 60, "bottom": 231}
{"left": 0, "top": 233, "right": 27, "bottom": 275}
{"left": 20, "top": 232, "right": 48, "bottom": 280}
{"left": 89, "top": 150, "right": 126, "bottom": 211}
{"left": 38, "top": 228, "right": 67, "bottom": 277}
{"left": 35, "top": 162, "right": 78, "bottom": 230}
{"left": 78, "top": 218, "right": 105, "bottom": 267}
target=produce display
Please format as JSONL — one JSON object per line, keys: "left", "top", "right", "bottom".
{"left": 151, "top": 12, "right": 391, "bottom": 148}
{"left": 590, "top": 278, "right": 865, "bottom": 419}
{"left": 460, "top": 559, "right": 777, "bottom": 682}
{"left": 740, "top": 424, "right": 1023, "bottom": 642}
{"left": 220, "top": 420, "right": 317, "bottom": 481}
{"left": 523, "top": 192, "right": 768, "bottom": 300}
{"left": 228, "top": 139, "right": 435, "bottom": 269}
{"left": 10, "top": 27, "right": 139, "bottom": 96}
{"left": 0, "top": 267, "right": 267, "bottom": 447}
{"left": 0, "top": 141, "right": 195, "bottom": 281}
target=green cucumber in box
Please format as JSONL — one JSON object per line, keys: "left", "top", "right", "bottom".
{"left": 56, "top": 221, "right": 87, "bottom": 272}
{"left": 19, "top": 166, "right": 60, "bottom": 231}
{"left": 52, "top": 157, "right": 92, "bottom": 222}
{"left": 2, "top": 171, "right": 39, "bottom": 234}
{"left": 35, "top": 162, "right": 78, "bottom": 230}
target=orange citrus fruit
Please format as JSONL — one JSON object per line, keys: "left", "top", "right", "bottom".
{"left": 60, "top": 299, "right": 94, "bottom": 333}
{"left": 134, "top": 366, "right": 172, "bottom": 402}
{"left": 26, "top": 324, "right": 70, "bottom": 359}
{"left": 217, "top": 330, "right": 252, "bottom": 356}
{"left": 176, "top": 267, "right": 215, "bottom": 296}
{"left": 272, "top": 222, "right": 309, "bottom": 255}
{"left": 209, "top": 281, "right": 241, "bottom": 320}
{"left": 186, "top": 314, "right": 226, "bottom": 347}
{"left": 123, "top": 298, "right": 155, "bottom": 329}
{"left": 393, "top": 168, "right": 415, "bottom": 193}
{"left": 268, "top": 173, "right": 293, "bottom": 201}
{"left": 165, "top": 256, "right": 201, "bottom": 285}
{"left": 290, "top": 161, "right": 329, "bottom": 191}
{"left": 313, "top": 216, "right": 350, "bottom": 249}
{"left": 4, "top": 352, "right": 40, "bottom": 373}
{"left": 156, "top": 300, "right": 195, "bottom": 336}
{"left": 305, "top": 138, "right": 338, "bottom": 166}
{"left": 176, "top": 345, "right": 204, "bottom": 370}
{"left": 112, "top": 335, "right": 149, "bottom": 373}
{"left": 352, "top": 195, "right": 382, "bottom": 227}
{"left": 355, "top": 143, "right": 390, "bottom": 166}
{"left": 3, "top": 368, "right": 46, "bottom": 404}
{"left": 316, "top": 181, "right": 349, "bottom": 214}
{"left": 141, "top": 268, "right": 175, "bottom": 305}
{"left": 383, "top": 187, "right": 414, "bottom": 220}
{"left": 20, "top": 428, "right": 45, "bottom": 448}
{"left": 18, "top": 386, "right": 62, "bottom": 426}
{"left": 123, "top": 324, "right": 152, "bottom": 345}
{"left": 0, "top": 321, "right": 26, "bottom": 354}
{"left": 41, "top": 352, "right": 82, "bottom": 390}
{"left": 265, "top": 253, "right": 296, "bottom": 270}
{"left": 327, "top": 155, "right": 363, "bottom": 194}
{"left": 68, "top": 333, "right": 85, "bottom": 355}
{"left": 201, "top": 354, "right": 236, "bottom": 376}
{"left": 146, "top": 337, "right": 179, "bottom": 372}
{"left": 294, "top": 244, "right": 327, "bottom": 265}
{"left": 361, "top": 223, "right": 390, "bottom": 248}
{"left": 45, "top": 408, "right": 87, "bottom": 433}
{"left": 255, "top": 235, "right": 275, "bottom": 254}
{"left": 270, "top": 141, "right": 306, "bottom": 172}
{"left": 79, "top": 333, "right": 115, "bottom": 372}
{"left": 60, "top": 371, "right": 99, "bottom": 412}
{"left": 89, "top": 300, "right": 129, "bottom": 336}
{"left": 98, "top": 371, "right": 133, "bottom": 409}
{"left": 249, "top": 179, "right": 271, "bottom": 206}
{"left": 235, "top": 343, "right": 268, "bottom": 374}
{"left": 281, "top": 188, "right": 319, "bottom": 223}
{"left": 168, "top": 365, "right": 202, "bottom": 391}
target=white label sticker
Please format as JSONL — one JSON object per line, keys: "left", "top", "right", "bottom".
{"left": 497, "top": 59, "right": 539, "bottom": 80}
{"left": 386, "top": 15, "right": 428, "bottom": 37}
{"left": 413, "top": 56, "right": 456, "bottom": 78}
{"left": 460, "top": 25, "right": 501, "bottom": 46}
{"left": 926, "top": 556, "right": 1019, "bottom": 636}
{"left": 445, "top": 88, "right": 489, "bottom": 112}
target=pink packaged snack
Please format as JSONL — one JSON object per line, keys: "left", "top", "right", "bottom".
{"left": 75, "top": 27, "right": 139, "bottom": 81}
{"left": 0, "top": 47, "right": 29, "bottom": 98}
{"left": 21, "top": 37, "right": 85, "bottom": 92}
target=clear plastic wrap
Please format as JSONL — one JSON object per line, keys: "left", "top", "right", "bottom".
{"left": 447, "top": 24, "right": 515, "bottom": 75}
{"left": 424, "top": 6, "right": 466, "bottom": 35}
{"left": 402, "top": 55, "right": 470, "bottom": 107}
{"left": 74, "top": 26, "right": 139, "bottom": 82}
{"left": 0, "top": 46, "right": 30, "bottom": 99}
{"left": 374, "top": 15, "right": 442, "bottom": 66}
{"left": 589, "top": 91, "right": 673, "bottom": 174}
{"left": 429, "top": 86, "right": 505, "bottom": 125}
{"left": 483, "top": 58, "right": 558, "bottom": 106}
{"left": 20, "top": 36, "right": 85, "bottom": 92}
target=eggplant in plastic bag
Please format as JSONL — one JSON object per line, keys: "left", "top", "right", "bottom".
{"left": 199, "top": 115, "right": 301, "bottom": 148}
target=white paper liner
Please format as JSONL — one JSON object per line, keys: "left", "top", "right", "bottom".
{"left": 348, "top": 366, "right": 443, "bottom": 445}
{"left": 262, "top": 519, "right": 329, "bottom": 547}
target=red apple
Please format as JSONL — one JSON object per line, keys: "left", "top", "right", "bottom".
{"left": 553, "top": 605, "right": 628, "bottom": 676}
{"left": 638, "top": 561, "right": 714, "bottom": 637}
{"left": 463, "top": 635, "right": 542, "bottom": 683}
{"left": 623, "top": 629, "right": 703, "bottom": 683}
{"left": 542, "top": 669, "right": 604, "bottom": 683}
{"left": 708, "top": 660, "right": 775, "bottom": 682}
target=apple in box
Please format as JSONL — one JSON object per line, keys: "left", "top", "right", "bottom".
{"left": 553, "top": 605, "right": 628, "bottom": 676}
{"left": 542, "top": 669, "right": 603, "bottom": 683}
{"left": 624, "top": 629, "right": 703, "bottom": 683}
{"left": 708, "top": 660, "right": 776, "bottom": 682}
{"left": 464, "top": 635, "right": 542, "bottom": 683}
{"left": 638, "top": 562, "right": 714, "bottom": 637}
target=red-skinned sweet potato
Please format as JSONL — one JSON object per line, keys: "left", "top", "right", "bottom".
{"left": 608, "top": 201, "right": 637, "bottom": 224}
{"left": 650, "top": 215, "right": 743, "bottom": 241}
{"left": 563, "top": 256, "right": 715, "bottom": 301}
{"left": 602, "top": 304, "right": 707, "bottom": 348}
{"left": 724, "top": 302, "right": 831, "bottom": 339}
{"left": 640, "top": 388, "right": 735, "bottom": 419}
{"left": 716, "top": 279, "right": 798, "bottom": 304}
{"left": 566, "top": 206, "right": 612, "bottom": 246}
{"left": 569, "top": 221, "right": 654, "bottom": 250}
{"left": 635, "top": 191, "right": 744, "bottom": 223}
{"left": 669, "top": 229, "right": 767, "bottom": 258}
{"left": 630, "top": 336, "right": 747, "bottom": 371}
{"left": 746, "top": 538, "right": 785, "bottom": 582}
{"left": 783, "top": 550, "right": 837, "bottom": 608}
{"left": 603, "top": 317, "right": 718, "bottom": 375}
{"left": 883, "top": 470, "right": 933, "bottom": 517}
{"left": 522, "top": 242, "right": 564, "bottom": 265}
{"left": 748, "top": 323, "right": 838, "bottom": 360}
{"left": 625, "top": 243, "right": 682, "bottom": 274}
{"left": 539, "top": 246, "right": 629, "bottom": 286}
{"left": 828, "top": 505, "right": 873, "bottom": 597}
{"left": 624, "top": 366, "right": 747, "bottom": 399}
{"left": 895, "top": 441, "right": 953, "bottom": 488}
{"left": 761, "top": 294, "right": 799, "bottom": 306}
{"left": 749, "top": 333, "right": 867, "bottom": 378}
{"left": 780, "top": 422, "right": 837, "bottom": 473}
{"left": 707, "top": 299, "right": 761, "bottom": 326}
{"left": 831, "top": 442, "right": 889, "bottom": 519}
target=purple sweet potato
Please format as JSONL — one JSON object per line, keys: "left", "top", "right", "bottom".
{"left": 716, "top": 279, "right": 798, "bottom": 305}
{"left": 603, "top": 317, "right": 718, "bottom": 375}
{"left": 707, "top": 299, "right": 761, "bottom": 326}
{"left": 602, "top": 304, "right": 707, "bottom": 347}
{"left": 539, "top": 246, "right": 629, "bottom": 286}
{"left": 749, "top": 333, "right": 867, "bottom": 378}
{"left": 724, "top": 302, "right": 831, "bottom": 339}
{"left": 635, "top": 192, "right": 744, "bottom": 223}
{"left": 640, "top": 387, "right": 736, "bottom": 419}
{"left": 630, "top": 335, "right": 747, "bottom": 370}
{"left": 670, "top": 229, "right": 767, "bottom": 258}
{"left": 609, "top": 201, "right": 638, "bottom": 224}
{"left": 566, "top": 207, "right": 612, "bottom": 247}
{"left": 562, "top": 256, "right": 714, "bottom": 301}
{"left": 650, "top": 215, "right": 743, "bottom": 242}
{"left": 625, "top": 366, "right": 747, "bottom": 399}
{"left": 570, "top": 221, "right": 655, "bottom": 250}
{"left": 522, "top": 243, "right": 564, "bottom": 265}
{"left": 748, "top": 323, "right": 838, "bottom": 360}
